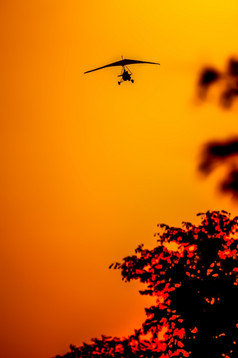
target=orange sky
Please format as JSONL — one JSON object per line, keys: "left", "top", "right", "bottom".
{"left": 1, "top": 1, "right": 238, "bottom": 357}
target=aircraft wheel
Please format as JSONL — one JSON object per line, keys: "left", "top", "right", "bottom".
{"left": 118, "top": 81, "right": 121, "bottom": 85}
{"left": 131, "top": 79, "right": 134, "bottom": 83}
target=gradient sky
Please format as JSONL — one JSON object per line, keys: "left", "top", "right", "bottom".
{"left": 1, "top": 1, "right": 238, "bottom": 358}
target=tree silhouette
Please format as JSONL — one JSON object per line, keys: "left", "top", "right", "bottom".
{"left": 55, "top": 211, "right": 238, "bottom": 357}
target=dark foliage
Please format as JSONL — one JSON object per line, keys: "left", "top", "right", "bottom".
{"left": 199, "top": 137, "right": 238, "bottom": 198}
{"left": 220, "top": 169, "right": 238, "bottom": 197}
{"left": 197, "top": 58, "right": 238, "bottom": 107}
{"left": 198, "top": 68, "right": 221, "bottom": 99}
{"left": 55, "top": 211, "right": 238, "bottom": 357}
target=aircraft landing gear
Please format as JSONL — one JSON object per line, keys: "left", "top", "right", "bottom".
{"left": 118, "top": 81, "right": 121, "bottom": 85}
{"left": 131, "top": 79, "right": 134, "bottom": 83}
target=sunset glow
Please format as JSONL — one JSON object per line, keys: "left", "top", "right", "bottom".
{"left": 1, "top": 1, "right": 238, "bottom": 358}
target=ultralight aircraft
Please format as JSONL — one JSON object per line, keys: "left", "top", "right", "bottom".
{"left": 84, "top": 57, "right": 160, "bottom": 84}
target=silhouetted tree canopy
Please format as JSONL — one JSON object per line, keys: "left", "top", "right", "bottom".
{"left": 55, "top": 211, "right": 238, "bottom": 357}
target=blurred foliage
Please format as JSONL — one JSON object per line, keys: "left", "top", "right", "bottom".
{"left": 198, "top": 58, "right": 238, "bottom": 108}
{"left": 199, "top": 138, "right": 238, "bottom": 199}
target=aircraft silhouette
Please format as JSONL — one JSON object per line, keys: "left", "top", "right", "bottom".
{"left": 84, "top": 57, "right": 160, "bottom": 84}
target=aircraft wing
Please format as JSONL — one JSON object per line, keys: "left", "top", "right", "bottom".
{"left": 84, "top": 59, "right": 160, "bottom": 74}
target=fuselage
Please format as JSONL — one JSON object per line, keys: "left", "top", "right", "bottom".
{"left": 122, "top": 70, "right": 131, "bottom": 81}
